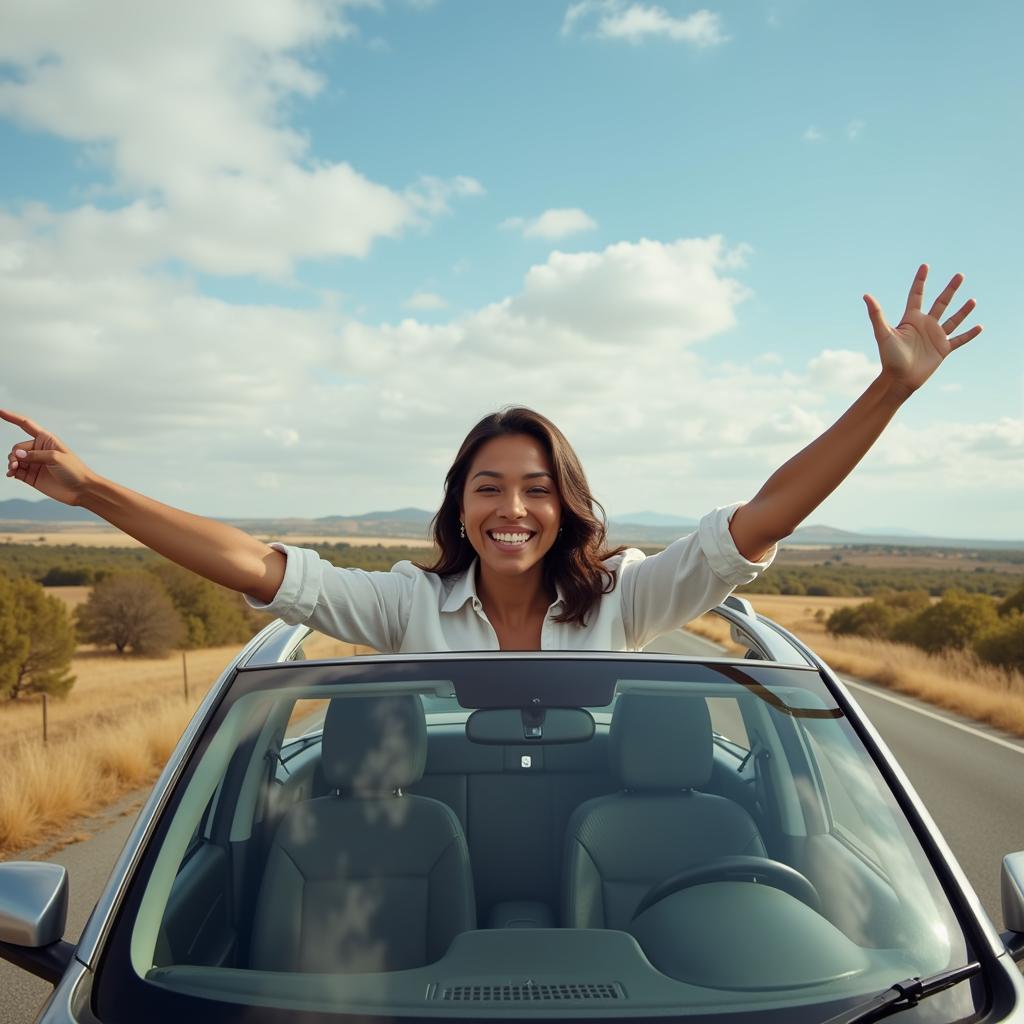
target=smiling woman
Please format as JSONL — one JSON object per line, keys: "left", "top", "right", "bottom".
{"left": 0, "top": 265, "right": 986, "bottom": 654}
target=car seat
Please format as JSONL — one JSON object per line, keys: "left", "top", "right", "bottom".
{"left": 250, "top": 694, "right": 476, "bottom": 972}
{"left": 562, "top": 693, "right": 766, "bottom": 929}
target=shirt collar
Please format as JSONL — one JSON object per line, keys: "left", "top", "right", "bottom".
{"left": 440, "top": 558, "right": 566, "bottom": 614}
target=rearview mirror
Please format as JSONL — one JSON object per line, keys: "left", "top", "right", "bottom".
{"left": 467, "top": 707, "right": 595, "bottom": 744}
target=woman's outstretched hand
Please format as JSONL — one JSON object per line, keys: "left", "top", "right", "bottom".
{"left": 864, "top": 264, "right": 983, "bottom": 395}
{"left": 3, "top": 409, "right": 94, "bottom": 507}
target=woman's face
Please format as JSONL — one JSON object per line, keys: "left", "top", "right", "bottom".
{"left": 460, "top": 433, "right": 562, "bottom": 577}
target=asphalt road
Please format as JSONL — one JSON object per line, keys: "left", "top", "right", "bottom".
{"left": 3, "top": 633, "right": 1023, "bottom": 1023}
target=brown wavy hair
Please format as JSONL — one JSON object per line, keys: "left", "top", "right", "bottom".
{"left": 417, "top": 407, "right": 626, "bottom": 627}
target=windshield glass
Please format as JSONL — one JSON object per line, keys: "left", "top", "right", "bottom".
{"left": 96, "top": 654, "right": 975, "bottom": 1023}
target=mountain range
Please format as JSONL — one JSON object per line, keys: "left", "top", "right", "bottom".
{"left": 1, "top": 498, "right": 1022, "bottom": 550}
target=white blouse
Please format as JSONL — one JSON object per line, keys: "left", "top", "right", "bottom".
{"left": 243, "top": 502, "right": 776, "bottom": 653}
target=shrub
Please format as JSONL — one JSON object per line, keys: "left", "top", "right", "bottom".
{"left": 891, "top": 589, "right": 1000, "bottom": 654}
{"left": 826, "top": 601, "right": 899, "bottom": 640}
{"left": 998, "top": 584, "right": 1024, "bottom": 618}
{"left": 974, "top": 612, "right": 1024, "bottom": 670}
{"left": 147, "top": 562, "right": 266, "bottom": 648}
{"left": 75, "top": 572, "right": 186, "bottom": 656}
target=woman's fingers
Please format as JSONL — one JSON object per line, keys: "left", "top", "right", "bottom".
{"left": 941, "top": 298, "right": 976, "bottom": 336}
{"left": 0, "top": 408, "right": 46, "bottom": 437}
{"left": 948, "top": 323, "right": 983, "bottom": 352}
{"left": 863, "top": 293, "right": 890, "bottom": 341}
{"left": 927, "top": 272, "right": 965, "bottom": 322}
{"left": 901, "top": 263, "right": 929, "bottom": 320}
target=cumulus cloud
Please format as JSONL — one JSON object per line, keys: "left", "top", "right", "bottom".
{"left": 0, "top": 0, "right": 479, "bottom": 277}
{"left": 500, "top": 208, "right": 598, "bottom": 240}
{"left": 562, "top": 2, "right": 728, "bottom": 46}
{"left": 802, "top": 126, "right": 824, "bottom": 143}
{"left": 404, "top": 291, "right": 448, "bottom": 310}
{"left": 806, "top": 349, "right": 877, "bottom": 396}
{"left": 2, "top": 214, "right": 1017, "bottom": 534}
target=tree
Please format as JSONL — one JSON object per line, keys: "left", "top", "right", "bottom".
{"left": 147, "top": 562, "right": 267, "bottom": 648}
{"left": 974, "top": 612, "right": 1024, "bottom": 671}
{"left": 75, "top": 572, "right": 186, "bottom": 656}
{"left": 826, "top": 601, "right": 899, "bottom": 640}
{"left": 998, "top": 583, "right": 1024, "bottom": 618}
{"left": 891, "top": 589, "right": 1000, "bottom": 654}
{"left": 0, "top": 574, "right": 77, "bottom": 699}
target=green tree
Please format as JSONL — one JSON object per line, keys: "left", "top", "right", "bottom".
{"left": 997, "top": 583, "right": 1024, "bottom": 618}
{"left": 826, "top": 601, "right": 899, "bottom": 640}
{"left": 891, "top": 589, "right": 1000, "bottom": 654}
{"left": 973, "top": 612, "right": 1024, "bottom": 671}
{"left": 0, "top": 575, "right": 77, "bottom": 699}
{"left": 147, "top": 562, "right": 265, "bottom": 648}
{"left": 75, "top": 572, "right": 186, "bottom": 656}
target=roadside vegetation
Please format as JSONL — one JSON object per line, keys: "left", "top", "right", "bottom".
{"left": 688, "top": 591, "right": 1024, "bottom": 737}
{"left": 823, "top": 585, "right": 1024, "bottom": 670}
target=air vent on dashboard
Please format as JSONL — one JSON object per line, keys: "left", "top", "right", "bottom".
{"left": 434, "top": 981, "right": 624, "bottom": 1002}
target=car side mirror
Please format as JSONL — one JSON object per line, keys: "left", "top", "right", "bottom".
{"left": 1001, "top": 851, "right": 1024, "bottom": 962}
{"left": 0, "top": 862, "right": 75, "bottom": 984}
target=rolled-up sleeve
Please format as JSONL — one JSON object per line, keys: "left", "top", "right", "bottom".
{"left": 242, "top": 543, "right": 412, "bottom": 653}
{"left": 620, "top": 503, "right": 776, "bottom": 649}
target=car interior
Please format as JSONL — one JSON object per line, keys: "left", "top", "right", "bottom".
{"left": 122, "top": 653, "right": 969, "bottom": 1017}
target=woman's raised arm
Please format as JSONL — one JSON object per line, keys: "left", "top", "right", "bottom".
{"left": 728, "top": 264, "right": 983, "bottom": 561}
{"left": 3, "top": 409, "right": 286, "bottom": 604}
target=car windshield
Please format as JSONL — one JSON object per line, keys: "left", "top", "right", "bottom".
{"left": 95, "top": 647, "right": 975, "bottom": 1023}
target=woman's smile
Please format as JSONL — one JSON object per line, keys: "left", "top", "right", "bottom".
{"left": 486, "top": 528, "right": 537, "bottom": 552}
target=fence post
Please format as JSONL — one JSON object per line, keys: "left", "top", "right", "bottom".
{"left": 42, "top": 693, "right": 48, "bottom": 744}
{"left": 182, "top": 650, "right": 189, "bottom": 703}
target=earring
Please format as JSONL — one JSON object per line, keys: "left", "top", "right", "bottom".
{"left": 459, "top": 522, "right": 465, "bottom": 538}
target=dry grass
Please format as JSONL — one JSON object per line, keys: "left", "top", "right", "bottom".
{"left": 686, "top": 595, "right": 1024, "bottom": 737}
{"left": 0, "top": 697, "right": 197, "bottom": 854}
{"left": 0, "top": 628, "right": 372, "bottom": 856}
{"left": 0, "top": 642, "right": 244, "bottom": 751}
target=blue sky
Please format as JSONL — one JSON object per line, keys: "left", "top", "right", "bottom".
{"left": 1, "top": 0, "right": 1021, "bottom": 539}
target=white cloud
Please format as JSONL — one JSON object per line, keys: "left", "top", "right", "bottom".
{"left": 0, "top": 0, "right": 479, "bottom": 277}
{"left": 562, "top": 2, "right": 728, "bottom": 47}
{"left": 802, "top": 126, "right": 824, "bottom": 143}
{"left": 500, "top": 208, "right": 598, "bottom": 240}
{"left": 847, "top": 118, "right": 866, "bottom": 141}
{"left": 806, "top": 349, "right": 877, "bottom": 396}
{"left": 2, "top": 218, "right": 1017, "bottom": 536}
{"left": 405, "top": 290, "right": 448, "bottom": 310}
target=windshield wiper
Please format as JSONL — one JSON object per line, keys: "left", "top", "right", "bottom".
{"left": 820, "top": 961, "right": 981, "bottom": 1024}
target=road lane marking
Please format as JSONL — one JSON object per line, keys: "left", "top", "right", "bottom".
{"left": 841, "top": 678, "right": 1024, "bottom": 757}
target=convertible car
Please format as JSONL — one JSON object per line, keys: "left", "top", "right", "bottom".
{"left": 2, "top": 597, "right": 1023, "bottom": 1023}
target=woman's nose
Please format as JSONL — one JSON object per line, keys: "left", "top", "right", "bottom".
{"left": 499, "top": 493, "right": 527, "bottom": 518}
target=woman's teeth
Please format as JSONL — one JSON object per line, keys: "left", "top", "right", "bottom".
{"left": 490, "top": 531, "right": 532, "bottom": 545}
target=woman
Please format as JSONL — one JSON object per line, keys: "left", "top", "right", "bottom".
{"left": 3, "top": 265, "right": 981, "bottom": 652}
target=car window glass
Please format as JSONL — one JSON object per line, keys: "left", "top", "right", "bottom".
{"left": 104, "top": 660, "right": 972, "bottom": 1024}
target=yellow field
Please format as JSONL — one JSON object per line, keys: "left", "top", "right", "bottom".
{"left": 0, "top": 630, "right": 365, "bottom": 854}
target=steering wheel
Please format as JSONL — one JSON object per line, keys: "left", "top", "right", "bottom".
{"left": 631, "top": 855, "right": 822, "bottom": 921}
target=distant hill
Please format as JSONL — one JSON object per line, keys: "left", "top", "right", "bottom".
{"left": 614, "top": 511, "right": 699, "bottom": 528}
{"left": 0, "top": 498, "right": 100, "bottom": 523}
{"left": 1, "top": 498, "right": 1021, "bottom": 550}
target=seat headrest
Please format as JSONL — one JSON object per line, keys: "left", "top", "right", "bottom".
{"left": 610, "top": 693, "right": 713, "bottom": 790}
{"left": 321, "top": 695, "right": 427, "bottom": 795}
